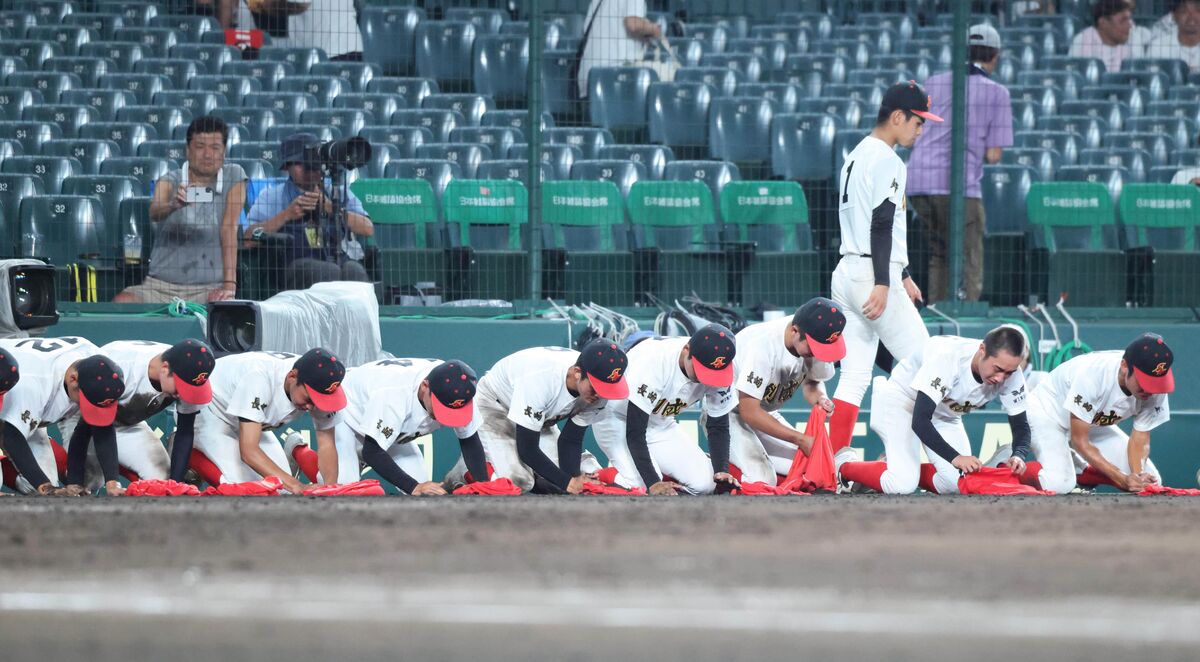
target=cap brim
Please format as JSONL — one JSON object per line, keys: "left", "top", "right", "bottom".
{"left": 913, "top": 110, "right": 944, "bottom": 122}
{"left": 0, "top": 392, "right": 7, "bottom": 411}
{"left": 1134, "top": 367, "right": 1175, "bottom": 394}
{"left": 173, "top": 377, "right": 212, "bottom": 406}
{"left": 691, "top": 357, "right": 734, "bottom": 388}
{"left": 806, "top": 332, "right": 847, "bottom": 362}
{"left": 588, "top": 373, "right": 629, "bottom": 400}
{"left": 431, "top": 396, "right": 474, "bottom": 427}
{"left": 79, "top": 395, "right": 117, "bottom": 426}
{"left": 305, "top": 384, "right": 348, "bottom": 412}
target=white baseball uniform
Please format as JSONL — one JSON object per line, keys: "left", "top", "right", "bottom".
{"left": 730, "top": 317, "right": 835, "bottom": 484}
{"left": 194, "top": 351, "right": 341, "bottom": 484}
{"left": 591, "top": 337, "right": 736, "bottom": 494}
{"left": 0, "top": 336, "right": 100, "bottom": 492}
{"left": 444, "top": 347, "right": 605, "bottom": 491}
{"left": 832, "top": 135, "right": 929, "bottom": 407}
{"left": 1022, "top": 352, "right": 1167, "bottom": 494}
{"left": 869, "top": 335, "right": 1027, "bottom": 494}
{"left": 331, "top": 358, "right": 482, "bottom": 486}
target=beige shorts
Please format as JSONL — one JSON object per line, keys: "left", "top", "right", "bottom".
{"left": 121, "top": 276, "right": 219, "bottom": 304}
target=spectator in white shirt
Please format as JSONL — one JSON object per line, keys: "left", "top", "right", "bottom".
{"left": 577, "top": 0, "right": 660, "bottom": 99}
{"left": 1145, "top": 0, "right": 1200, "bottom": 69}
{"left": 1069, "top": 0, "right": 1148, "bottom": 71}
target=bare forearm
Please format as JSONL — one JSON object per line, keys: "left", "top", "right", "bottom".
{"left": 315, "top": 429, "right": 338, "bottom": 484}
{"left": 801, "top": 380, "right": 826, "bottom": 406}
{"left": 738, "top": 398, "right": 809, "bottom": 454}
{"left": 346, "top": 212, "right": 373, "bottom": 237}
{"left": 240, "top": 439, "right": 290, "bottom": 482}
{"left": 1127, "top": 433, "right": 1150, "bottom": 475}
{"left": 1071, "top": 435, "right": 1124, "bottom": 482}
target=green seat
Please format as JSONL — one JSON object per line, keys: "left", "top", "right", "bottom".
{"left": 627, "top": 180, "right": 725, "bottom": 303}
{"left": 444, "top": 179, "right": 529, "bottom": 301}
{"left": 1026, "top": 181, "right": 1125, "bottom": 306}
{"left": 540, "top": 180, "right": 632, "bottom": 305}
{"left": 720, "top": 180, "right": 819, "bottom": 307}
{"left": 350, "top": 178, "right": 446, "bottom": 293}
{"left": 1118, "top": 183, "right": 1200, "bottom": 307}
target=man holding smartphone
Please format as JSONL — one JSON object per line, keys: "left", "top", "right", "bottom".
{"left": 114, "top": 115, "right": 247, "bottom": 304}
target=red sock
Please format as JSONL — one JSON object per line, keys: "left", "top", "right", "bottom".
{"left": 728, "top": 463, "right": 743, "bottom": 482}
{"left": 464, "top": 462, "right": 495, "bottom": 483}
{"left": 1019, "top": 461, "right": 1043, "bottom": 488}
{"left": 1, "top": 457, "right": 16, "bottom": 490}
{"left": 829, "top": 399, "right": 859, "bottom": 453}
{"left": 595, "top": 466, "right": 620, "bottom": 485}
{"left": 918, "top": 463, "right": 939, "bottom": 493}
{"left": 1077, "top": 465, "right": 1118, "bottom": 488}
{"left": 119, "top": 467, "right": 141, "bottom": 483}
{"left": 188, "top": 449, "right": 223, "bottom": 486}
{"left": 50, "top": 438, "right": 68, "bottom": 477}
{"left": 292, "top": 445, "right": 320, "bottom": 483}
{"left": 839, "top": 461, "right": 886, "bottom": 492}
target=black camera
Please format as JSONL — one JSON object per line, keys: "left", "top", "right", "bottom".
{"left": 302, "top": 136, "right": 372, "bottom": 171}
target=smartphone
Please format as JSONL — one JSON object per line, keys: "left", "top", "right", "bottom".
{"left": 185, "top": 186, "right": 214, "bottom": 203}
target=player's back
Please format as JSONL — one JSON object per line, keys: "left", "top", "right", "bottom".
{"left": 479, "top": 346, "right": 579, "bottom": 405}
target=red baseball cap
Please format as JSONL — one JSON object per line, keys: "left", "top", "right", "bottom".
{"left": 689, "top": 324, "right": 736, "bottom": 388}
{"left": 793, "top": 297, "right": 847, "bottom": 362}
{"left": 578, "top": 340, "right": 629, "bottom": 400}
{"left": 427, "top": 360, "right": 476, "bottom": 427}
{"left": 77, "top": 355, "right": 125, "bottom": 426}
{"left": 1124, "top": 333, "right": 1174, "bottom": 394}
{"left": 0, "top": 350, "right": 18, "bottom": 411}
{"left": 163, "top": 338, "right": 215, "bottom": 406}
{"left": 294, "top": 348, "right": 347, "bottom": 412}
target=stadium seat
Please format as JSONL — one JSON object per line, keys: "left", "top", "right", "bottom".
{"left": 148, "top": 13, "right": 219, "bottom": 41}
{"left": 133, "top": 58, "right": 198, "bottom": 90}
{"left": 0, "top": 87, "right": 40, "bottom": 123}
{"left": 541, "top": 128, "right": 612, "bottom": 160}
{"left": 587, "top": 67, "right": 656, "bottom": 142}
{"left": 301, "top": 109, "right": 371, "bottom": 137}
{"left": 1008, "top": 99, "right": 1038, "bottom": 132}
{"left": 981, "top": 163, "right": 1038, "bottom": 303}
{"left": 361, "top": 143, "right": 401, "bottom": 179}
{"left": 99, "top": 156, "right": 175, "bottom": 191}
{"left": 95, "top": 1, "right": 158, "bottom": 25}
{"left": 383, "top": 159, "right": 461, "bottom": 204}
{"left": 2, "top": 155, "right": 80, "bottom": 195}
{"left": 1007, "top": 84, "right": 1060, "bottom": 119}
{"left": 278, "top": 76, "right": 345, "bottom": 107}
{"left": 1016, "top": 70, "right": 1084, "bottom": 102}
{"left": 256, "top": 46, "right": 324, "bottom": 76}
{"left": 796, "top": 97, "right": 864, "bottom": 129}
{"left": 1123, "top": 58, "right": 1189, "bottom": 86}
{"left": 1038, "top": 56, "right": 1104, "bottom": 86}
{"left": 79, "top": 42, "right": 143, "bottom": 72}
{"left": 45, "top": 56, "right": 114, "bottom": 88}
{"left": 391, "top": 109, "right": 465, "bottom": 142}
{"left": 686, "top": 23, "right": 730, "bottom": 54}
{"left": 78, "top": 121, "right": 155, "bottom": 156}
{"left": 449, "top": 127, "right": 519, "bottom": 158}
{"left": 735, "top": 83, "right": 800, "bottom": 114}
{"left": 359, "top": 126, "right": 434, "bottom": 160}
{"left": 309, "top": 62, "right": 379, "bottom": 94}
{"left": 1176, "top": 149, "right": 1200, "bottom": 166}
{"left": 440, "top": 178, "right": 530, "bottom": 299}
{"left": 508, "top": 143, "right": 581, "bottom": 181}
{"left": 209, "top": 108, "right": 278, "bottom": 142}
{"left": 5, "top": 71, "right": 79, "bottom": 103}
{"left": 498, "top": 20, "right": 560, "bottom": 50}
{"left": 570, "top": 159, "right": 645, "bottom": 200}
{"left": 243, "top": 92, "right": 318, "bottom": 125}
{"left": 847, "top": 68, "right": 912, "bottom": 88}
{"left": 20, "top": 103, "right": 95, "bottom": 138}
{"left": 481, "top": 109, "right": 554, "bottom": 135}
{"left": 111, "top": 27, "right": 179, "bottom": 58}
{"left": 0, "top": 173, "right": 44, "bottom": 252}
{"left": 778, "top": 9, "right": 834, "bottom": 35}
{"left": 41, "top": 139, "right": 118, "bottom": 175}
{"left": 189, "top": 74, "right": 260, "bottom": 105}
{"left": 1080, "top": 85, "right": 1146, "bottom": 116}
{"left": 821, "top": 38, "right": 872, "bottom": 69}
{"left": 170, "top": 43, "right": 236, "bottom": 75}
{"left": 116, "top": 106, "right": 191, "bottom": 142}
{"left": 368, "top": 76, "right": 437, "bottom": 106}
{"left": 872, "top": 55, "right": 933, "bottom": 82}
{"left": 664, "top": 37, "right": 706, "bottom": 67}
{"left": 227, "top": 158, "right": 272, "bottom": 181}
{"left": 1058, "top": 99, "right": 1130, "bottom": 132}
{"left": 414, "top": 20, "right": 477, "bottom": 91}
{"left": 747, "top": 23, "right": 809, "bottom": 52}
{"left": 625, "top": 179, "right": 725, "bottom": 301}
{"left": 25, "top": 25, "right": 91, "bottom": 57}
{"left": 820, "top": 83, "right": 884, "bottom": 110}
{"left": 0, "top": 137, "right": 20, "bottom": 162}
{"left": 1058, "top": 164, "right": 1130, "bottom": 203}
{"left": 725, "top": 38, "right": 788, "bottom": 74}
{"left": 469, "top": 34, "right": 528, "bottom": 109}
{"left": 597, "top": 144, "right": 674, "bottom": 180}
{"left": 1125, "top": 117, "right": 1196, "bottom": 156}
{"left": 1118, "top": 183, "right": 1200, "bottom": 306}
{"left": 0, "top": 40, "right": 61, "bottom": 69}
{"left": 664, "top": 160, "right": 739, "bottom": 219}
{"left": 648, "top": 81, "right": 715, "bottom": 160}
{"left": 0, "top": 10, "right": 37, "bottom": 38}
{"left": 1025, "top": 181, "right": 1125, "bottom": 306}
{"left": 475, "top": 160, "right": 554, "bottom": 187}
{"left": 19, "top": 194, "right": 107, "bottom": 265}
{"left": 1040, "top": 115, "right": 1107, "bottom": 150}
{"left": 265, "top": 124, "right": 339, "bottom": 143}
{"left": 100, "top": 73, "right": 169, "bottom": 105}
{"left": 771, "top": 112, "right": 841, "bottom": 181}
{"left": 444, "top": 6, "right": 504, "bottom": 34}
{"left": 699, "top": 53, "right": 764, "bottom": 83}
{"left": 335, "top": 93, "right": 407, "bottom": 121}
{"left": 350, "top": 177, "right": 445, "bottom": 250}
{"left": 136, "top": 140, "right": 187, "bottom": 163}
{"left": 1079, "top": 148, "right": 1152, "bottom": 182}
{"left": 360, "top": 6, "right": 424, "bottom": 76}
{"left": 708, "top": 97, "right": 776, "bottom": 173}
{"left": 1015, "top": 130, "right": 1084, "bottom": 166}
{"left": 1100, "top": 71, "right": 1168, "bottom": 102}
{"left": 541, "top": 179, "right": 626, "bottom": 251}
{"left": 898, "top": 38, "right": 953, "bottom": 68}
{"left": 230, "top": 141, "right": 284, "bottom": 170}
{"left": 421, "top": 93, "right": 492, "bottom": 127}
{"left": 1105, "top": 132, "right": 1174, "bottom": 166}
{"left": 60, "top": 88, "right": 137, "bottom": 122}
{"left": 674, "top": 66, "right": 743, "bottom": 98}
{"left": 221, "top": 61, "right": 294, "bottom": 92}
{"left": 414, "top": 143, "right": 490, "bottom": 178}
{"left": 540, "top": 49, "right": 577, "bottom": 119}
{"left": 1001, "top": 147, "right": 1061, "bottom": 182}
{"left": 1146, "top": 100, "right": 1200, "bottom": 126}
{"left": 62, "top": 174, "right": 139, "bottom": 232}
{"left": 998, "top": 25, "right": 1056, "bottom": 57}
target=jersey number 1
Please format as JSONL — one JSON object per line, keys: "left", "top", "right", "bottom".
{"left": 841, "top": 161, "right": 855, "bottom": 203}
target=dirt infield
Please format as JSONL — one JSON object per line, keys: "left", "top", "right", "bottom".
{"left": 2, "top": 495, "right": 1199, "bottom": 661}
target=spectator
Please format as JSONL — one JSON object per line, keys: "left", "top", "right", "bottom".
{"left": 244, "top": 132, "right": 373, "bottom": 291}
{"left": 1170, "top": 167, "right": 1200, "bottom": 185}
{"left": 1146, "top": 0, "right": 1200, "bottom": 69}
{"left": 114, "top": 116, "right": 246, "bottom": 304}
{"left": 233, "top": 0, "right": 362, "bottom": 60}
{"left": 576, "top": 0, "right": 661, "bottom": 99}
{"left": 1069, "top": 0, "right": 1149, "bottom": 72}
{"left": 907, "top": 24, "right": 1013, "bottom": 304}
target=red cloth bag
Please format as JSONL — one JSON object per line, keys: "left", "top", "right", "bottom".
{"left": 202, "top": 476, "right": 285, "bottom": 496}
{"left": 304, "top": 479, "right": 386, "bottom": 496}
{"left": 452, "top": 477, "right": 522, "bottom": 495}
{"left": 125, "top": 479, "right": 202, "bottom": 497}
{"left": 731, "top": 481, "right": 804, "bottom": 496}
{"left": 580, "top": 482, "right": 645, "bottom": 496}
{"left": 1138, "top": 484, "right": 1200, "bottom": 496}
{"left": 778, "top": 406, "right": 835, "bottom": 493}
{"left": 958, "top": 467, "right": 1055, "bottom": 495}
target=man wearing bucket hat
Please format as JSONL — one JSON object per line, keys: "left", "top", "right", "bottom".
{"left": 443, "top": 340, "right": 631, "bottom": 494}
{"left": 190, "top": 347, "right": 347, "bottom": 494}
{"left": 592, "top": 324, "right": 738, "bottom": 496}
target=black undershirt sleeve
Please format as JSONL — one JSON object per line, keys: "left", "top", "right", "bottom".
{"left": 706, "top": 413, "right": 731, "bottom": 474}
{"left": 3, "top": 421, "right": 51, "bottom": 489}
{"left": 625, "top": 403, "right": 661, "bottom": 488}
{"left": 169, "top": 412, "right": 196, "bottom": 482}
{"left": 361, "top": 435, "right": 418, "bottom": 494}
{"left": 1009, "top": 412, "right": 1032, "bottom": 461}
{"left": 870, "top": 198, "right": 898, "bottom": 287}
{"left": 515, "top": 425, "right": 573, "bottom": 490}
{"left": 65, "top": 421, "right": 92, "bottom": 486}
{"left": 91, "top": 424, "right": 119, "bottom": 483}
{"left": 557, "top": 420, "right": 586, "bottom": 478}
{"left": 457, "top": 431, "right": 489, "bottom": 484}
{"left": 911, "top": 392, "right": 962, "bottom": 465}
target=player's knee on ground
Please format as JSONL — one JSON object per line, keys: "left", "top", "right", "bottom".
{"left": 502, "top": 463, "right": 536, "bottom": 492}
{"left": 933, "top": 469, "right": 961, "bottom": 495}
{"left": 1040, "top": 467, "right": 1078, "bottom": 495}
{"left": 879, "top": 466, "right": 920, "bottom": 495}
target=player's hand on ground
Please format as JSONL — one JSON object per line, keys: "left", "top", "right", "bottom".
{"left": 1004, "top": 456, "right": 1026, "bottom": 475}
{"left": 281, "top": 476, "right": 307, "bottom": 495}
{"left": 1136, "top": 472, "right": 1158, "bottom": 485}
{"left": 582, "top": 472, "right": 604, "bottom": 486}
{"left": 566, "top": 474, "right": 588, "bottom": 494}
{"left": 713, "top": 472, "right": 740, "bottom": 494}
{"left": 412, "top": 481, "right": 447, "bottom": 496}
{"left": 902, "top": 276, "right": 923, "bottom": 306}
{"left": 817, "top": 396, "right": 835, "bottom": 413}
{"left": 648, "top": 480, "right": 682, "bottom": 496}
{"left": 952, "top": 455, "right": 983, "bottom": 474}
{"left": 863, "top": 285, "right": 889, "bottom": 320}
{"left": 104, "top": 480, "right": 126, "bottom": 497}
{"left": 1122, "top": 473, "right": 1148, "bottom": 493}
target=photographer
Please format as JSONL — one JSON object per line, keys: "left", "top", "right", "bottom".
{"left": 244, "top": 132, "right": 374, "bottom": 291}
{"left": 114, "top": 115, "right": 247, "bottom": 304}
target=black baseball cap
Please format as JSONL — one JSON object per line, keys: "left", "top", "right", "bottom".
{"left": 294, "top": 348, "right": 347, "bottom": 411}
{"left": 77, "top": 355, "right": 125, "bottom": 426}
{"left": 279, "top": 131, "right": 319, "bottom": 169}
{"left": 689, "top": 323, "right": 736, "bottom": 388}
{"left": 427, "top": 360, "right": 477, "bottom": 427}
{"left": 162, "top": 338, "right": 215, "bottom": 405}
{"left": 1123, "top": 333, "right": 1174, "bottom": 394}
{"left": 882, "top": 80, "right": 944, "bottom": 123}
{"left": 792, "top": 297, "right": 848, "bottom": 362}
{"left": 578, "top": 340, "right": 629, "bottom": 400}
{"left": 0, "top": 350, "right": 19, "bottom": 409}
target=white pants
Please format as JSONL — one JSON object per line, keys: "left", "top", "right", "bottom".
{"left": 830, "top": 255, "right": 930, "bottom": 407}
{"left": 869, "top": 380, "right": 971, "bottom": 494}
{"left": 9, "top": 428, "right": 60, "bottom": 494}
{"left": 332, "top": 422, "right": 427, "bottom": 487}
{"left": 193, "top": 407, "right": 288, "bottom": 484}
{"left": 60, "top": 415, "right": 170, "bottom": 491}
{"left": 591, "top": 411, "right": 717, "bottom": 494}
{"left": 727, "top": 409, "right": 800, "bottom": 485}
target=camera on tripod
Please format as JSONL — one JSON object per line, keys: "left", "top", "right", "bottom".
{"left": 301, "top": 136, "right": 372, "bottom": 172}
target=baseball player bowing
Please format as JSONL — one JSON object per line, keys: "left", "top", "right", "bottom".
{"left": 592, "top": 325, "right": 738, "bottom": 496}
{"left": 995, "top": 333, "right": 1174, "bottom": 494}
{"left": 828, "top": 81, "right": 942, "bottom": 465}
{"left": 444, "top": 341, "right": 629, "bottom": 493}
{"left": 838, "top": 326, "right": 1029, "bottom": 495}
{"left": 191, "top": 348, "right": 346, "bottom": 494}
{"left": 0, "top": 337, "right": 126, "bottom": 496}
{"left": 730, "top": 297, "right": 846, "bottom": 484}
{"left": 58, "top": 339, "right": 215, "bottom": 491}
{"left": 292, "top": 357, "right": 489, "bottom": 495}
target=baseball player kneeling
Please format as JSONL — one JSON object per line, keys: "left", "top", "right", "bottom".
{"left": 838, "top": 326, "right": 1030, "bottom": 494}
{"left": 191, "top": 348, "right": 346, "bottom": 494}
{"left": 443, "top": 341, "right": 629, "bottom": 493}
{"left": 592, "top": 325, "right": 738, "bottom": 496}
{"left": 729, "top": 297, "right": 846, "bottom": 484}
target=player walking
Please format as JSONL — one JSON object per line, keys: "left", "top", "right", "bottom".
{"left": 729, "top": 297, "right": 845, "bottom": 484}
{"left": 838, "top": 326, "right": 1030, "bottom": 494}
{"left": 190, "top": 348, "right": 346, "bottom": 494}
{"left": 592, "top": 325, "right": 738, "bottom": 496}
{"left": 828, "top": 81, "right": 942, "bottom": 465}
{"left": 443, "top": 340, "right": 629, "bottom": 493}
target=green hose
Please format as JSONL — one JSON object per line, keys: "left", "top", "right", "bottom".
{"left": 1047, "top": 339, "right": 1093, "bottom": 371}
